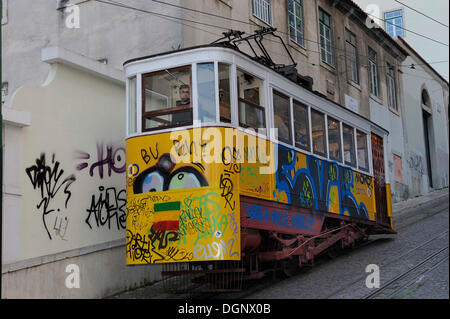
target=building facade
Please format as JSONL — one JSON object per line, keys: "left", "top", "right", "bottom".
{"left": 395, "top": 38, "right": 449, "bottom": 199}
{"left": 1, "top": 0, "right": 446, "bottom": 298}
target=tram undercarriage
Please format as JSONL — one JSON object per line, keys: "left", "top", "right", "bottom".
{"left": 161, "top": 207, "right": 394, "bottom": 294}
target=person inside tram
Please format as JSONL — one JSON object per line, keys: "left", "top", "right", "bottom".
{"left": 176, "top": 84, "right": 191, "bottom": 107}
{"left": 173, "top": 84, "right": 191, "bottom": 125}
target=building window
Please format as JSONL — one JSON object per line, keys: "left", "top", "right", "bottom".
{"left": 197, "top": 63, "right": 217, "bottom": 123}
{"left": 319, "top": 8, "right": 334, "bottom": 66}
{"left": 368, "top": 47, "right": 379, "bottom": 96}
{"left": 357, "top": 130, "right": 369, "bottom": 172}
{"left": 384, "top": 10, "right": 404, "bottom": 38}
{"left": 288, "top": 0, "right": 305, "bottom": 47}
{"left": 343, "top": 124, "right": 356, "bottom": 167}
{"left": 219, "top": 63, "right": 232, "bottom": 123}
{"left": 386, "top": 62, "right": 398, "bottom": 111}
{"left": 328, "top": 117, "right": 342, "bottom": 162}
{"left": 142, "top": 66, "right": 192, "bottom": 131}
{"left": 345, "top": 29, "right": 359, "bottom": 84}
{"left": 253, "top": 0, "right": 271, "bottom": 25}
{"left": 293, "top": 100, "right": 310, "bottom": 151}
{"left": 311, "top": 109, "right": 327, "bottom": 157}
{"left": 237, "top": 68, "right": 265, "bottom": 130}
{"left": 273, "top": 90, "right": 292, "bottom": 145}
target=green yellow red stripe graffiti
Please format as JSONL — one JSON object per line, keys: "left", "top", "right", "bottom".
{"left": 152, "top": 201, "right": 181, "bottom": 231}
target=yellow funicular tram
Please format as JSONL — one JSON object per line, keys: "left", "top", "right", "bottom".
{"left": 124, "top": 29, "right": 394, "bottom": 292}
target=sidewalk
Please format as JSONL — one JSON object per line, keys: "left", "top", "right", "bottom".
{"left": 392, "top": 188, "right": 449, "bottom": 217}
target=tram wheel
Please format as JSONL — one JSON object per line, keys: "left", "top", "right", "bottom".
{"left": 281, "top": 258, "right": 299, "bottom": 277}
{"left": 327, "top": 243, "right": 341, "bottom": 260}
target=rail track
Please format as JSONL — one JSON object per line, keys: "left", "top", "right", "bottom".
{"left": 325, "top": 229, "right": 449, "bottom": 299}
{"left": 363, "top": 245, "right": 449, "bottom": 299}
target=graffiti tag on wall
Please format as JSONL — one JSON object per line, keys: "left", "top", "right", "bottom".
{"left": 25, "top": 153, "right": 76, "bottom": 240}
{"left": 75, "top": 143, "right": 126, "bottom": 179}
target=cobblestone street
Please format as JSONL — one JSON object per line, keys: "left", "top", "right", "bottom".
{"left": 109, "top": 189, "right": 449, "bottom": 299}
{"left": 244, "top": 189, "right": 449, "bottom": 299}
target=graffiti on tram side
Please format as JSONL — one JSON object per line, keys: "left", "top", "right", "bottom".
{"left": 240, "top": 196, "right": 324, "bottom": 235}
{"left": 243, "top": 203, "right": 315, "bottom": 232}
{"left": 125, "top": 130, "right": 241, "bottom": 264}
{"left": 133, "top": 153, "right": 208, "bottom": 194}
{"left": 25, "top": 153, "right": 76, "bottom": 240}
{"left": 274, "top": 145, "right": 375, "bottom": 220}
{"left": 126, "top": 189, "right": 240, "bottom": 264}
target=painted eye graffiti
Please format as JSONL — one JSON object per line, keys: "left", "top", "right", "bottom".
{"left": 133, "top": 154, "right": 208, "bottom": 194}
{"left": 141, "top": 171, "right": 164, "bottom": 193}
{"left": 167, "top": 169, "right": 207, "bottom": 190}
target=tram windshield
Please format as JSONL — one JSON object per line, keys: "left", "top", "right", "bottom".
{"left": 142, "top": 66, "right": 192, "bottom": 131}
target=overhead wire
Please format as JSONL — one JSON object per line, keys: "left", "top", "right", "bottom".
{"left": 365, "top": 11, "right": 448, "bottom": 47}
{"left": 148, "top": 0, "right": 449, "bottom": 70}
{"left": 78, "top": 0, "right": 448, "bottom": 76}
{"left": 392, "top": 0, "right": 449, "bottom": 29}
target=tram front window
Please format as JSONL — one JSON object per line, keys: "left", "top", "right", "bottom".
{"left": 198, "top": 63, "right": 216, "bottom": 123}
{"left": 142, "top": 66, "right": 192, "bottom": 131}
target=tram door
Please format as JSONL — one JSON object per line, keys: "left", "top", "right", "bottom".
{"left": 371, "top": 133, "right": 390, "bottom": 226}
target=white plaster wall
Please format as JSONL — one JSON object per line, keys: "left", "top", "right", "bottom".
{"left": 6, "top": 63, "right": 127, "bottom": 261}
{"left": 401, "top": 55, "right": 449, "bottom": 195}
{"left": 2, "top": 62, "right": 165, "bottom": 298}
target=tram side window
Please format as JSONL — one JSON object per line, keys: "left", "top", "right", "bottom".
{"left": 198, "top": 63, "right": 216, "bottom": 123}
{"left": 343, "top": 124, "right": 356, "bottom": 167}
{"left": 142, "top": 66, "right": 192, "bottom": 131}
{"left": 237, "top": 68, "right": 265, "bottom": 131}
{"left": 273, "top": 90, "right": 292, "bottom": 144}
{"left": 128, "top": 76, "right": 137, "bottom": 135}
{"left": 311, "top": 109, "right": 327, "bottom": 157}
{"left": 357, "top": 130, "right": 369, "bottom": 172}
{"left": 328, "top": 117, "right": 342, "bottom": 162}
{"left": 293, "top": 100, "right": 310, "bottom": 151}
{"left": 219, "top": 63, "right": 231, "bottom": 123}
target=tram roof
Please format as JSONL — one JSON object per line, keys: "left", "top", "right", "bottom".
{"left": 124, "top": 43, "right": 390, "bottom": 136}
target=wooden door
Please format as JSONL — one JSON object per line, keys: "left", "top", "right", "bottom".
{"left": 371, "top": 133, "right": 389, "bottom": 226}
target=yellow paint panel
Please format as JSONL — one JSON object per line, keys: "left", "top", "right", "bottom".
{"left": 126, "top": 128, "right": 241, "bottom": 264}
{"left": 125, "top": 127, "right": 380, "bottom": 264}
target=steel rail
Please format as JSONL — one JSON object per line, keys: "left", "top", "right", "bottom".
{"left": 386, "top": 255, "right": 449, "bottom": 299}
{"left": 325, "top": 229, "right": 449, "bottom": 298}
{"left": 362, "top": 245, "right": 449, "bottom": 299}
